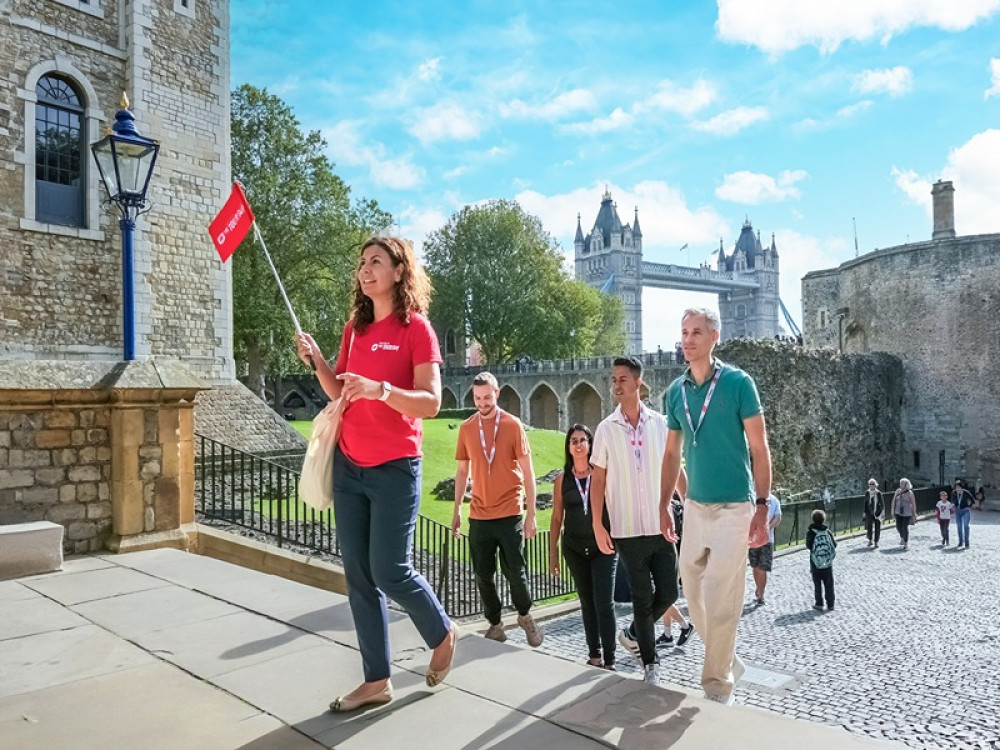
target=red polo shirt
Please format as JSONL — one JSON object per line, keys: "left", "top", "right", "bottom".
{"left": 333, "top": 312, "right": 441, "bottom": 467}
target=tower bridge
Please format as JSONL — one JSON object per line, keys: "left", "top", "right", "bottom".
{"left": 575, "top": 190, "right": 782, "bottom": 353}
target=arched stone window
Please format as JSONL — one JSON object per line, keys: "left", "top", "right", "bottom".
{"left": 445, "top": 329, "right": 456, "bottom": 356}
{"left": 34, "top": 74, "right": 85, "bottom": 227}
{"left": 18, "top": 58, "right": 104, "bottom": 240}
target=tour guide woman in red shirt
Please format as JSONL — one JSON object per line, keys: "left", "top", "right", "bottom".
{"left": 295, "top": 236, "right": 457, "bottom": 712}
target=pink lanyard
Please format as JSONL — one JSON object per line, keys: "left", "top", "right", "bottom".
{"left": 478, "top": 409, "right": 501, "bottom": 473}
{"left": 681, "top": 363, "right": 722, "bottom": 447}
{"left": 573, "top": 472, "right": 592, "bottom": 516}
{"left": 621, "top": 410, "right": 645, "bottom": 471}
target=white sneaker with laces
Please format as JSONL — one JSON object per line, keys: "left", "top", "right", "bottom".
{"left": 618, "top": 627, "right": 640, "bottom": 658}
{"left": 704, "top": 691, "right": 735, "bottom": 706}
{"left": 643, "top": 663, "right": 660, "bottom": 686}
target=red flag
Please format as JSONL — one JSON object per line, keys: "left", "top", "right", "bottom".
{"left": 209, "top": 183, "right": 255, "bottom": 262}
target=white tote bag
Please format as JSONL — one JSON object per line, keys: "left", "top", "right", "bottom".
{"left": 298, "top": 331, "right": 353, "bottom": 511}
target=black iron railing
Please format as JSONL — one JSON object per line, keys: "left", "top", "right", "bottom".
{"left": 194, "top": 434, "right": 576, "bottom": 618}
{"left": 777, "top": 485, "right": 946, "bottom": 548}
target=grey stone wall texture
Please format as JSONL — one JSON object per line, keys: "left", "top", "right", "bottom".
{"left": 803, "top": 227, "right": 1000, "bottom": 489}
{"left": 1, "top": 0, "right": 233, "bottom": 383}
{"left": 0, "top": 406, "right": 113, "bottom": 554}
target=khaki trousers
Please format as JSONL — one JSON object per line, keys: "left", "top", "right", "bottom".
{"left": 679, "top": 500, "right": 752, "bottom": 697}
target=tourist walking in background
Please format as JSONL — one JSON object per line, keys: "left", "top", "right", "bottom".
{"left": 952, "top": 480, "right": 975, "bottom": 549}
{"left": 295, "top": 236, "right": 456, "bottom": 712}
{"left": 935, "top": 491, "right": 955, "bottom": 546}
{"left": 749, "top": 493, "right": 782, "bottom": 606}
{"left": 453, "top": 372, "right": 543, "bottom": 647}
{"left": 658, "top": 604, "right": 695, "bottom": 647}
{"left": 863, "top": 478, "right": 885, "bottom": 548}
{"left": 891, "top": 478, "right": 918, "bottom": 549}
{"left": 806, "top": 509, "right": 837, "bottom": 610}
{"left": 660, "top": 307, "right": 773, "bottom": 707}
{"left": 549, "top": 423, "right": 617, "bottom": 669}
{"left": 590, "top": 356, "right": 678, "bottom": 686}
{"left": 975, "top": 486, "right": 987, "bottom": 510}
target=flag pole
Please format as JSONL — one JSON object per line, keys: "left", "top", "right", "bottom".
{"left": 250, "top": 219, "right": 316, "bottom": 370}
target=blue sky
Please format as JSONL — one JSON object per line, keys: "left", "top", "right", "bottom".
{"left": 231, "top": 0, "right": 1000, "bottom": 351}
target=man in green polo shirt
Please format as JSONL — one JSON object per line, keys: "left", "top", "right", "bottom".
{"left": 660, "top": 307, "right": 772, "bottom": 707}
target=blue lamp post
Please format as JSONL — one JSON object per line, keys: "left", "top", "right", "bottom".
{"left": 91, "top": 94, "right": 160, "bottom": 361}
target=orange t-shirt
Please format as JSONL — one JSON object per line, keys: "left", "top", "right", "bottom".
{"left": 455, "top": 410, "right": 530, "bottom": 520}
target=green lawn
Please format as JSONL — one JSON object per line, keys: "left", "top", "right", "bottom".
{"left": 290, "top": 418, "right": 565, "bottom": 533}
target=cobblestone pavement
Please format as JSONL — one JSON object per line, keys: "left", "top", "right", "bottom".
{"left": 504, "top": 511, "right": 1000, "bottom": 750}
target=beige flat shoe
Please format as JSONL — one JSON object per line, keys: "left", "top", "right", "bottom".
{"left": 426, "top": 622, "right": 458, "bottom": 687}
{"left": 329, "top": 684, "right": 393, "bottom": 713}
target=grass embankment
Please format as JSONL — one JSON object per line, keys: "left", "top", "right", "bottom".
{"left": 290, "top": 418, "right": 565, "bottom": 532}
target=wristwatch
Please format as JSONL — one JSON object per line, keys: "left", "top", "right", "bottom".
{"left": 755, "top": 497, "right": 769, "bottom": 506}
{"left": 378, "top": 381, "right": 392, "bottom": 401}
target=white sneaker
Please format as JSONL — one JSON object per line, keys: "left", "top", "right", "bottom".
{"left": 705, "top": 691, "right": 735, "bottom": 706}
{"left": 618, "top": 627, "right": 641, "bottom": 658}
{"left": 643, "top": 663, "right": 660, "bottom": 686}
{"left": 733, "top": 655, "right": 746, "bottom": 684}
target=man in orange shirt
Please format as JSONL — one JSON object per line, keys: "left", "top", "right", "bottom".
{"left": 453, "top": 372, "right": 543, "bottom": 647}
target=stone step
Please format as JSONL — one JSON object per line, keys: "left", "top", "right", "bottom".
{"left": 0, "top": 521, "right": 64, "bottom": 580}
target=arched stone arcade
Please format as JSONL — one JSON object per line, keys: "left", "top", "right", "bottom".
{"left": 441, "top": 387, "right": 457, "bottom": 410}
{"left": 498, "top": 385, "right": 522, "bottom": 419}
{"left": 528, "top": 382, "right": 560, "bottom": 431}
{"left": 567, "top": 381, "right": 603, "bottom": 430}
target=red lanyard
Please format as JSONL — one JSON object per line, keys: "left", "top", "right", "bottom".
{"left": 682, "top": 363, "right": 722, "bottom": 447}
{"left": 478, "top": 409, "right": 501, "bottom": 473}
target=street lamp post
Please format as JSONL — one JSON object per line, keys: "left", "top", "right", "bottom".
{"left": 91, "top": 94, "right": 160, "bottom": 361}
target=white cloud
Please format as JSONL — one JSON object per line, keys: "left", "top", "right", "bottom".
{"left": 836, "top": 100, "right": 873, "bottom": 119}
{"left": 770, "top": 229, "right": 848, "bottom": 333}
{"left": 716, "top": 0, "right": 1000, "bottom": 54}
{"left": 500, "top": 88, "right": 598, "bottom": 120}
{"left": 417, "top": 57, "right": 442, "bottom": 82}
{"left": 398, "top": 205, "right": 450, "bottom": 254}
{"left": 852, "top": 66, "right": 913, "bottom": 97}
{"left": 893, "top": 129, "right": 1000, "bottom": 234}
{"left": 986, "top": 58, "right": 1000, "bottom": 99}
{"left": 637, "top": 79, "right": 717, "bottom": 117}
{"left": 563, "top": 107, "right": 635, "bottom": 135}
{"left": 690, "top": 106, "right": 768, "bottom": 136}
{"left": 323, "top": 120, "right": 424, "bottom": 190}
{"left": 409, "top": 102, "right": 483, "bottom": 144}
{"left": 716, "top": 170, "right": 809, "bottom": 204}
{"left": 443, "top": 165, "right": 467, "bottom": 180}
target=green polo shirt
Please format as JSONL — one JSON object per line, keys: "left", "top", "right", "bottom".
{"left": 665, "top": 359, "right": 762, "bottom": 504}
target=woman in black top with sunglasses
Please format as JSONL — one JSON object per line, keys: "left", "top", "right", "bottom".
{"left": 548, "top": 423, "right": 617, "bottom": 669}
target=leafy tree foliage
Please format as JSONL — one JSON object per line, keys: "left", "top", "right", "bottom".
{"left": 424, "top": 200, "right": 616, "bottom": 364}
{"left": 230, "top": 84, "right": 390, "bottom": 395}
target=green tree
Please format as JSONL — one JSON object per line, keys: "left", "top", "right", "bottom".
{"left": 230, "top": 84, "right": 391, "bottom": 396}
{"left": 424, "top": 200, "right": 606, "bottom": 363}
{"left": 591, "top": 292, "right": 627, "bottom": 356}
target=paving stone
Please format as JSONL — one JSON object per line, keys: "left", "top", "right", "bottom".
{"left": 519, "top": 512, "right": 1000, "bottom": 749}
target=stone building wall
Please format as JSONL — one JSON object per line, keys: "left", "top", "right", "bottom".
{"left": 0, "top": 405, "right": 113, "bottom": 553}
{"left": 800, "top": 268, "right": 840, "bottom": 350}
{"left": 802, "top": 232, "right": 1000, "bottom": 488}
{"left": 716, "top": 339, "right": 905, "bottom": 496}
{"left": 0, "top": 0, "right": 233, "bottom": 384}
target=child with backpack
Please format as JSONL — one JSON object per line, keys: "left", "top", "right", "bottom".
{"left": 806, "top": 509, "right": 837, "bottom": 611}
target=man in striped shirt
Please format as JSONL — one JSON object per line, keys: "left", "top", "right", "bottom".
{"left": 590, "top": 356, "right": 679, "bottom": 686}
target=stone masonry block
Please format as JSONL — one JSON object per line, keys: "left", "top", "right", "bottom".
{"left": 34, "top": 467, "right": 66, "bottom": 486}
{"left": 36, "top": 429, "right": 71, "bottom": 448}
{"left": 9, "top": 450, "right": 51, "bottom": 468}
{"left": 0, "top": 522, "right": 63, "bottom": 578}
{"left": 47, "top": 504, "right": 86, "bottom": 523}
{"left": 22, "top": 487, "right": 59, "bottom": 505}
{"left": 44, "top": 411, "right": 76, "bottom": 429}
{"left": 0, "top": 470, "right": 34, "bottom": 490}
{"left": 68, "top": 465, "right": 102, "bottom": 482}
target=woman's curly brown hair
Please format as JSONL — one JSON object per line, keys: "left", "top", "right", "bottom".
{"left": 351, "top": 236, "right": 432, "bottom": 334}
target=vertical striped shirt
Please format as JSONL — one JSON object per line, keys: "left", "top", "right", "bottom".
{"left": 591, "top": 403, "right": 669, "bottom": 539}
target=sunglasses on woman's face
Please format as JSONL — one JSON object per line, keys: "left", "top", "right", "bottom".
{"left": 570, "top": 438, "right": 589, "bottom": 446}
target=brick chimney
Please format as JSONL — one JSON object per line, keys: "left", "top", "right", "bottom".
{"left": 931, "top": 180, "right": 955, "bottom": 240}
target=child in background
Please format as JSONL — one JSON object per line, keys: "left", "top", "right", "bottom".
{"left": 935, "top": 491, "right": 954, "bottom": 546}
{"left": 805, "top": 509, "right": 837, "bottom": 611}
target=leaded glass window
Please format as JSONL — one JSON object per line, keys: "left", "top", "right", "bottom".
{"left": 35, "top": 74, "right": 85, "bottom": 226}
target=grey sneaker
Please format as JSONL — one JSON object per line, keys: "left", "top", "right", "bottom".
{"left": 643, "top": 663, "right": 660, "bottom": 686}
{"left": 618, "top": 627, "right": 640, "bottom": 658}
{"left": 517, "top": 613, "right": 543, "bottom": 647}
{"left": 484, "top": 622, "right": 507, "bottom": 642}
